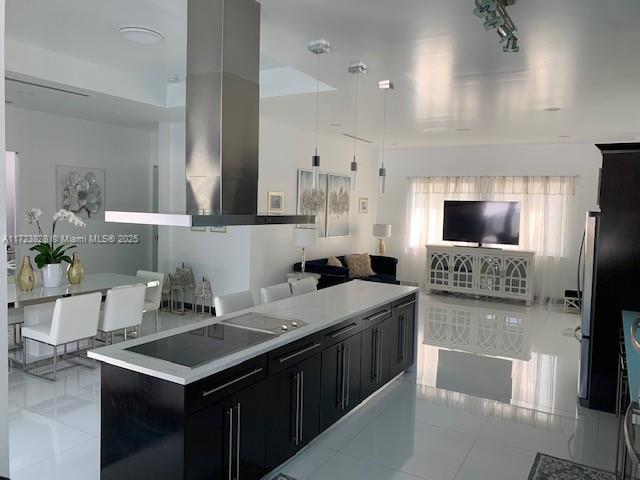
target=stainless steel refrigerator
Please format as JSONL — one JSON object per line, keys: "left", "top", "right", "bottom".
{"left": 578, "top": 210, "right": 600, "bottom": 405}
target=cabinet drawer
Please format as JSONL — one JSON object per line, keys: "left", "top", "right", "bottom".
{"left": 361, "top": 304, "right": 392, "bottom": 329}
{"left": 392, "top": 294, "right": 417, "bottom": 311}
{"left": 267, "top": 333, "right": 324, "bottom": 375}
{"left": 186, "top": 355, "right": 267, "bottom": 414}
{"left": 321, "top": 317, "right": 362, "bottom": 348}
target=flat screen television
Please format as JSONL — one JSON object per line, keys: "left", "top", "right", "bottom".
{"left": 443, "top": 200, "right": 520, "bottom": 246}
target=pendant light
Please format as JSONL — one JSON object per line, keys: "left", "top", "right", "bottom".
{"left": 378, "top": 79, "right": 393, "bottom": 194}
{"left": 348, "top": 62, "right": 367, "bottom": 192}
{"left": 308, "top": 39, "right": 331, "bottom": 189}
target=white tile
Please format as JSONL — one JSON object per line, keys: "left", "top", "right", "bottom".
{"left": 308, "top": 452, "right": 424, "bottom": 480}
{"left": 276, "top": 445, "right": 337, "bottom": 480}
{"left": 454, "top": 438, "right": 536, "bottom": 480}
{"left": 316, "top": 402, "right": 384, "bottom": 451}
{"left": 11, "top": 438, "right": 99, "bottom": 480}
{"left": 342, "top": 409, "right": 476, "bottom": 480}
{"left": 9, "top": 410, "right": 94, "bottom": 473}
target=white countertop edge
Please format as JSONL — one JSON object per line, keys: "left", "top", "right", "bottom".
{"left": 88, "top": 281, "right": 419, "bottom": 385}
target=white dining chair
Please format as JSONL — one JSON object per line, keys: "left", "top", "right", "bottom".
{"left": 291, "top": 277, "right": 318, "bottom": 296}
{"left": 214, "top": 291, "right": 255, "bottom": 316}
{"left": 21, "top": 292, "right": 102, "bottom": 381}
{"left": 260, "top": 283, "right": 293, "bottom": 304}
{"left": 98, "top": 284, "right": 146, "bottom": 344}
{"left": 136, "top": 270, "right": 165, "bottom": 332}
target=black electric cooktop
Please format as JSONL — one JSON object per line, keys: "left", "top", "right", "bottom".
{"left": 126, "top": 324, "right": 276, "bottom": 368}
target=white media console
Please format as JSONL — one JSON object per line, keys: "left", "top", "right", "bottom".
{"left": 426, "top": 245, "right": 535, "bottom": 306}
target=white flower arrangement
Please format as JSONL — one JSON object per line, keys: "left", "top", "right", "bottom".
{"left": 25, "top": 208, "right": 86, "bottom": 269}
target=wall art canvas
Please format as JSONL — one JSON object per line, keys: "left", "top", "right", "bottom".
{"left": 56, "top": 165, "right": 105, "bottom": 219}
{"left": 297, "top": 169, "right": 328, "bottom": 237}
{"left": 327, "top": 174, "right": 351, "bottom": 237}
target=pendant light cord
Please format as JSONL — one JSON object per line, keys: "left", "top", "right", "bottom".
{"left": 314, "top": 54, "right": 321, "bottom": 155}
{"left": 352, "top": 73, "right": 360, "bottom": 159}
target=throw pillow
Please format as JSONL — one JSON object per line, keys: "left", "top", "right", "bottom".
{"left": 327, "top": 256, "right": 343, "bottom": 268}
{"left": 345, "top": 253, "right": 376, "bottom": 278}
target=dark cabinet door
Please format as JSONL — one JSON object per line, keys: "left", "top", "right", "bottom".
{"left": 361, "top": 320, "right": 392, "bottom": 398}
{"left": 390, "top": 299, "right": 416, "bottom": 378}
{"left": 185, "top": 396, "right": 233, "bottom": 480}
{"left": 320, "top": 332, "right": 362, "bottom": 430}
{"left": 185, "top": 380, "right": 267, "bottom": 480}
{"left": 265, "top": 354, "right": 322, "bottom": 470}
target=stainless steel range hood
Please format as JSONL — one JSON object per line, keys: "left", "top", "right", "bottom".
{"left": 105, "top": 0, "right": 314, "bottom": 227}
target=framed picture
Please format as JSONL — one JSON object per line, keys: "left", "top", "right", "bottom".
{"left": 55, "top": 165, "right": 105, "bottom": 220}
{"left": 327, "top": 174, "right": 351, "bottom": 237}
{"left": 297, "top": 169, "right": 328, "bottom": 237}
{"left": 267, "top": 191, "right": 284, "bottom": 214}
{"left": 358, "top": 197, "right": 369, "bottom": 214}
{"left": 210, "top": 226, "right": 227, "bottom": 233}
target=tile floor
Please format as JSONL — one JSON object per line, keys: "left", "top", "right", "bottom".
{"left": 5, "top": 293, "right": 619, "bottom": 480}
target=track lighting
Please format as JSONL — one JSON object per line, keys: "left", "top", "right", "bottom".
{"left": 473, "top": 0, "right": 520, "bottom": 53}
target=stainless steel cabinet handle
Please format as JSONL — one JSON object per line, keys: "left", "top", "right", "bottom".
{"left": 396, "top": 299, "right": 416, "bottom": 310}
{"left": 331, "top": 323, "right": 359, "bottom": 339}
{"left": 202, "top": 368, "right": 263, "bottom": 397}
{"left": 624, "top": 403, "right": 640, "bottom": 467}
{"left": 398, "top": 315, "right": 405, "bottom": 362}
{"left": 227, "top": 408, "right": 233, "bottom": 480}
{"left": 279, "top": 343, "right": 321, "bottom": 364}
{"left": 294, "top": 372, "right": 301, "bottom": 445}
{"left": 337, "top": 345, "right": 345, "bottom": 408}
{"left": 377, "top": 329, "right": 383, "bottom": 383}
{"left": 367, "top": 310, "right": 390, "bottom": 323}
{"left": 345, "top": 344, "right": 351, "bottom": 407}
{"left": 236, "top": 403, "right": 241, "bottom": 480}
{"left": 371, "top": 329, "right": 378, "bottom": 382}
{"left": 299, "top": 371, "right": 305, "bottom": 443}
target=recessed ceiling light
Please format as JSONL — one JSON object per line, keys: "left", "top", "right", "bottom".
{"left": 559, "top": 135, "right": 571, "bottom": 138}
{"left": 456, "top": 128, "right": 471, "bottom": 132}
{"left": 119, "top": 26, "right": 164, "bottom": 45}
{"left": 544, "top": 106, "right": 563, "bottom": 112}
{"left": 329, "top": 123, "right": 342, "bottom": 127}
{"left": 167, "top": 75, "right": 180, "bottom": 83}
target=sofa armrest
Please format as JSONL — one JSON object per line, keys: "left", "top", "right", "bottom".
{"left": 370, "top": 255, "right": 398, "bottom": 277}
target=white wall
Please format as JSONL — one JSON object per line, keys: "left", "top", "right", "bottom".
{"left": 376, "top": 143, "right": 602, "bottom": 291}
{"left": 6, "top": 107, "right": 156, "bottom": 276}
{"left": 158, "top": 117, "right": 379, "bottom": 304}
{"left": 0, "top": 1, "right": 9, "bottom": 476}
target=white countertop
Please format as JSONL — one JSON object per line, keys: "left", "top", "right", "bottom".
{"left": 88, "top": 280, "right": 419, "bottom": 385}
{"left": 9, "top": 273, "right": 157, "bottom": 307}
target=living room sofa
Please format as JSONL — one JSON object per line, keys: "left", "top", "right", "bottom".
{"left": 293, "top": 255, "right": 399, "bottom": 289}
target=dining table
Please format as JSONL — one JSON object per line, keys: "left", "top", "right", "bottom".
{"left": 9, "top": 272, "right": 160, "bottom": 357}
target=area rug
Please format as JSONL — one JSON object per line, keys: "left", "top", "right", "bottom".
{"left": 528, "top": 453, "right": 615, "bottom": 480}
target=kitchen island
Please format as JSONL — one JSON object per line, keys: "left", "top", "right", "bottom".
{"left": 89, "top": 280, "right": 419, "bottom": 480}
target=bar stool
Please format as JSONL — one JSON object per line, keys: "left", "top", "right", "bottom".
{"left": 193, "top": 277, "right": 213, "bottom": 317}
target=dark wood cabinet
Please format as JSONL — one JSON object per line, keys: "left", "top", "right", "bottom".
{"left": 361, "top": 317, "right": 393, "bottom": 399}
{"left": 390, "top": 295, "right": 417, "bottom": 378}
{"left": 265, "top": 354, "right": 322, "bottom": 470}
{"left": 320, "top": 329, "right": 362, "bottom": 430}
{"left": 185, "top": 378, "right": 267, "bottom": 480}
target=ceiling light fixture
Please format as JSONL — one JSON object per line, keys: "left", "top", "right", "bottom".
{"left": 119, "top": 26, "right": 165, "bottom": 45}
{"left": 378, "top": 79, "right": 394, "bottom": 194}
{"left": 473, "top": 0, "right": 520, "bottom": 53}
{"left": 545, "top": 106, "right": 563, "bottom": 112}
{"left": 348, "top": 61, "right": 367, "bottom": 192}
{"left": 308, "top": 39, "right": 331, "bottom": 190}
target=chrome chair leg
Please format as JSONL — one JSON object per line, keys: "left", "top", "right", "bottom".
{"left": 52, "top": 347, "right": 57, "bottom": 382}
{"left": 155, "top": 309, "right": 159, "bottom": 332}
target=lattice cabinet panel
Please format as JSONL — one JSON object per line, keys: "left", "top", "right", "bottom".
{"left": 426, "top": 245, "right": 535, "bottom": 306}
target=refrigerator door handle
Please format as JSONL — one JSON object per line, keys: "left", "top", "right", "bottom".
{"left": 631, "top": 318, "right": 640, "bottom": 353}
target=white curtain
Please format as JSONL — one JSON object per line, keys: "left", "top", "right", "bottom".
{"left": 405, "top": 176, "right": 576, "bottom": 302}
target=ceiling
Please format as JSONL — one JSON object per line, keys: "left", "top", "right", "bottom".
{"left": 6, "top": 0, "right": 640, "bottom": 146}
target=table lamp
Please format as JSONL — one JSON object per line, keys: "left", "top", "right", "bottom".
{"left": 294, "top": 227, "right": 318, "bottom": 272}
{"left": 372, "top": 224, "right": 392, "bottom": 256}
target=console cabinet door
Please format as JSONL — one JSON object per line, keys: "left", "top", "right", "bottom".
{"left": 185, "top": 380, "right": 267, "bottom": 480}
{"left": 265, "top": 354, "right": 322, "bottom": 470}
{"left": 390, "top": 299, "right": 416, "bottom": 378}
{"left": 320, "top": 332, "right": 362, "bottom": 430}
